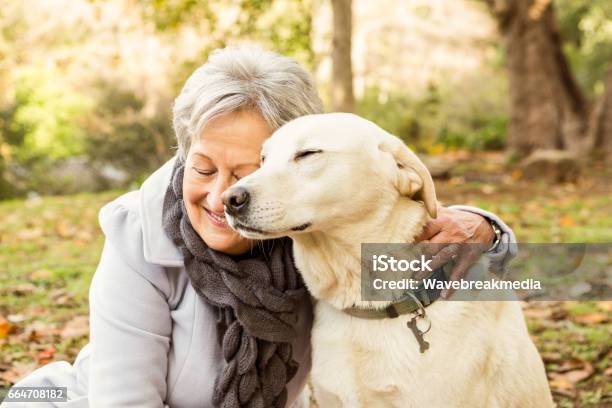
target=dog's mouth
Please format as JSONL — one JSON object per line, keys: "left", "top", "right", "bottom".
{"left": 230, "top": 218, "right": 312, "bottom": 238}
{"left": 290, "top": 222, "right": 312, "bottom": 231}
{"left": 233, "top": 221, "right": 269, "bottom": 235}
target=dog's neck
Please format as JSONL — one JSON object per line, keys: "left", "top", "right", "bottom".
{"left": 291, "top": 199, "right": 429, "bottom": 310}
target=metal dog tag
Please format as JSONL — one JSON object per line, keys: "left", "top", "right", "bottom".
{"left": 407, "top": 316, "right": 430, "bottom": 353}
{"left": 403, "top": 291, "right": 432, "bottom": 353}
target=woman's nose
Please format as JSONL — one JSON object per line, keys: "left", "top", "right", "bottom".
{"left": 207, "top": 178, "right": 231, "bottom": 213}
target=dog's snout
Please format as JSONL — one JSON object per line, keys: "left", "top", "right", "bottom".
{"left": 222, "top": 187, "right": 250, "bottom": 215}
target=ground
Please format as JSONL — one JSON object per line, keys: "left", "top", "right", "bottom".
{"left": 0, "top": 152, "right": 610, "bottom": 407}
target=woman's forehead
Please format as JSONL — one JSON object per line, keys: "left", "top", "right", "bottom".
{"left": 196, "top": 110, "right": 270, "bottom": 145}
{"left": 190, "top": 116, "right": 267, "bottom": 167}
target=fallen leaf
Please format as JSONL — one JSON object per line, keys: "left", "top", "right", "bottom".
{"left": 448, "top": 176, "right": 465, "bottom": 186}
{"left": 0, "top": 314, "right": 10, "bottom": 338}
{"left": 481, "top": 185, "right": 495, "bottom": 194}
{"left": 572, "top": 312, "right": 609, "bottom": 324}
{"left": 596, "top": 301, "right": 612, "bottom": 312}
{"left": 50, "top": 288, "right": 73, "bottom": 305}
{"left": 76, "top": 230, "right": 93, "bottom": 242}
{"left": 19, "top": 326, "right": 41, "bottom": 343}
{"left": 550, "top": 386, "right": 575, "bottom": 398}
{"left": 60, "top": 316, "right": 89, "bottom": 339}
{"left": 37, "top": 346, "right": 57, "bottom": 364}
{"left": 541, "top": 352, "right": 563, "bottom": 363}
{"left": 7, "top": 314, "right": 27, "bottom": 323}
{"left": 55, "top": 220, "right": 77, "bottom": 238}
{"left": 559, "top": 215, "right": 575, "bottom": 227}
{"left": 0, "top": 361, "right": 38, "bottom": 384}
{"left": 511, "top": 169, "right": 523, "bottom": 180}
{"left": 1, "top": 283, "right": 37, "bottom": 296}
{"left": 50, "top": 288, "right": 71, "bottom": 303}
{"left": 22, "top": 321, "right": 61, "bottom": 338}
{"left": 548, "top": 360, "right": 594, "bottom": 389}
{"left": 29, "top": 268, "right": 53, "bottom": 280}
{"left": 563, "top": 366, "right": 594, "bottom": 384}
{"left": 16, "top": 228, "right": 44, "bottom": 241}
{"left": 24, "top": 304, "right": 46, "bottom": 315}
{"left": 556, "top": 358, "right": 587, "bottom": 373}
{"left": 550, "top": 308, "right": 568, "bottom": 321}
{"left": 548, "top": 375, "right": 573, "bottom": 391}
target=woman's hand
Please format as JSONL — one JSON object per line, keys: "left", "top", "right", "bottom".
{"left": 415, "top": 206, "right": 495, "bottom": 298}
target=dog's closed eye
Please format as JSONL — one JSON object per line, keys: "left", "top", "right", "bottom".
{"left": 294, "top": 149, "right": 323, "bottom": 161}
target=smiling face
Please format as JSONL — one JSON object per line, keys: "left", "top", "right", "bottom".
{"left": 182, "top": 110, "right": 271, "bottom": 255}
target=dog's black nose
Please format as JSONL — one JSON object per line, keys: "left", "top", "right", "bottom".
{"left": 222, "top": 187, "right": 250, "bottom": 215}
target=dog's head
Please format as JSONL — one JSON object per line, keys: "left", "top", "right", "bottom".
{"left": 222, "top": 113, "right": 437, "bottom": 240}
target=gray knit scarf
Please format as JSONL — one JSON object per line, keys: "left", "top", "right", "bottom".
{"left": 162, "top": 158, "right": 308, "bottom": 408}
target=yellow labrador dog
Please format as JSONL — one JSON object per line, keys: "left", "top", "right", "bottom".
{"left": 222, "top": 113, "right": 553, "bottom": 407}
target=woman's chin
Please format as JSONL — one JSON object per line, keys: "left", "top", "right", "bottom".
{"left": 197, "top": 224, "right": 252, "bottom": 255}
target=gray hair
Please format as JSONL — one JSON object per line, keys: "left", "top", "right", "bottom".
{"left": 172, "top": 46, "right": 324, "bottom": 159}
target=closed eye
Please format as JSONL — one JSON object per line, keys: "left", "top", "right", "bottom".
{"left": 193, "top": 167, "right": 216, "bottom": 176}
{"left": 294, "top": 149, "right": 323, "bottom": 161}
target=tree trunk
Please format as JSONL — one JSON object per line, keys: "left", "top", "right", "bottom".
{"left": 591, "top": 70, "right": 612, "bottom": 159}
{"left": 487, "top": 0, "right": 590, "bottom": 156}
{"left": 330, "top": 0, "right": 355, "bottom": 112}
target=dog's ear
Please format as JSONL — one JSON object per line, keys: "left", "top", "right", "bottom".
{"left": 378, "top": 132, "right": 437, "bottom": 218}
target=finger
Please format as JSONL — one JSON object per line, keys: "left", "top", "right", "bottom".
{"left": 427, "top": 242, "right": 461, "bottom": 271}
{"left": 415, "top": 221, "right": 442, "bottom": 242}
{"left": 413, "top": 242, "right": 458, "bottom": 280}
{"left": 441, "top": 251, "right": 479, "bottom": 299}
{"left": 418, "top": 232, "right": 455, "bottom": 259}
{"left": 419, "top": 228, "right": 461, "bottom": 260}
{"left": 417, "top": 238, "right": 442, "bottom": 259}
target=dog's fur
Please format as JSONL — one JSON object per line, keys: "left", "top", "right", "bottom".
{"left": 225, "top": 113, "right": 553, "bottom": 407}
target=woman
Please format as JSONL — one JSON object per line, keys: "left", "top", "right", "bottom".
{"left": 2, "top": 46, "right": 516, "bottom": 407}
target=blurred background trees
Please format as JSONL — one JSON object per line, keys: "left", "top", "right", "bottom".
{"left": 0, "top": 0, "right": 610, "bottom": 199}
{"left": 486, "top": 0, "right": 612, "bottom": 160}
{"left": 330, "top": 0, "right": 355, "bottom": 112}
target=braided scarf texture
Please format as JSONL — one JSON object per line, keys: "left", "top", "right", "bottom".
{"left": 162, "top": 158, "right": 307, "bottom": 408}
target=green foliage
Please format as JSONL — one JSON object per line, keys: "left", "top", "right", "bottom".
{"left": 355, "top": 87, "right": 415, "bottom": 141}
{"left": 437, "top": 115, "right": 507, "bottom": 151}
{"left": 557, "top": 0, "right": 612, "bottom": 94}
{"left": 0, "top": 67, "right": 93, "bottom": 197}
{"left": 83, "top": 82, "right": 175, "bottom": 182}
{"left": 143, "top": 0, "right": 315, "bottom": 71}
{"left": 251, "top": 0, "right": 315, "bottom": 69}
{"left": 356, "top": 85, "right": 507, "bottom": 151}
{"left": 146, "top": 0, "right": 218, "bottom": 31}
{"left": 2, "top": 68, "right": 92, "bottom": 160}
{"left": 0, "top": 158, "right": 15, "bottom": 199}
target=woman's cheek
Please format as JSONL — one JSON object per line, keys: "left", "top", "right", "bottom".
{"left": 183, "top": 177, "right": 207, "bottom": 222}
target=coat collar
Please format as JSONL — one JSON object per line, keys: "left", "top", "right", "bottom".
{"left": 140, "top": 155, "right": 184, "bottom": 267}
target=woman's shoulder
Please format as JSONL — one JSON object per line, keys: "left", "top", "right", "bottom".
{"left": 97, "top": 190, "right": 162, "bottom": 286}
{"left": 96, "top": 189, "right": 189, "bottom": 306}
{"left": 98, "top": 188, "right": 145, "bottom": 262}
{"left": 96, "top": 157, "right": 185, "bottom": 293}
{"left": 98, "top": 189, "right": 142, "bottom": 242}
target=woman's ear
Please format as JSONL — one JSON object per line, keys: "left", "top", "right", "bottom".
{"left": 378, "top": 132, "right": 438, "bottom": 218}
